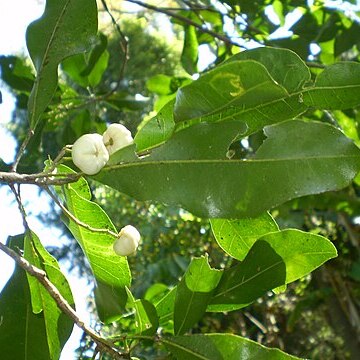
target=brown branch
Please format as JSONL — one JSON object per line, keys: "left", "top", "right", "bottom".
{"left": 0, "top": 242, "right": 126, "bottom": 359}
{"left": 43, "top": 186, "right": 118, "bottom": 238}
{"left": 0, "top": 171, "right": 81, "bottom": 186}
{"left": 124, "top": 0, "right": 240, "bottom": 47}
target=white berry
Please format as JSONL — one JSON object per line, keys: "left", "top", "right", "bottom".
{"left": 72, "top": 133, "right": 109, "bottom": 175}
{"left": 113, "top": 225, "right": 141, "bottom": 256}
{"left": 103, "top": 123, "right": 134, "bottom": 156}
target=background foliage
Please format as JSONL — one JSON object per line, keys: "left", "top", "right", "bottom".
{"left": 1, "top": 0, "right": 360, "bottom": 359}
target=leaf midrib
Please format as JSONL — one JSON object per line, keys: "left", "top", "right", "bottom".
{"left": 101, "top": 154, "right": 360, "bottom": 172}
{"left": 30, "top": 0, "right": 71, "bottom": 125}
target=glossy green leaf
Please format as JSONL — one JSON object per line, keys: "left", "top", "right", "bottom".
{"left": 134, "top": 99, "right": 175, "bottom": 152}
{"left": 26, "top": 0, "right": 98, "bottom": 128}
{"left": 148, "top": 120, "right": 247, "bottom": 161}
{"left": 303, "top": 62, "right": 360, "bottom": 109}
{"left": 0, "top": 235, "right": 69, "bottom": 360}
{"left": 210, "top": 213, "right": 279, "bottom": 261}
{"left": 174, "top": 256, "right": 222, "bottom": 335}
{"left": 226, "top": 47, "right": 311, "bottom": 93}
{"left": 126, "top": 288, "right": 159, "bottom": 335}
{"left": 208, "top": 230, "right": 337, "bottom": 312}
{"left": 208, "top": 240, "right": 286, "bottom": 312}
{"left": 189, "top": 93, "right": 307, "bottom": 138}
{"left": 174, "top": 60, "right": 288, "bottom": 122}
{"left": 23, "top": 231, "right": 74, "bottom": 359}
{"left": 163, "top": 333, "right": 301, "bottom": 360}
{"left": 181, "top": 25, "right": 199, "bottom": 75}
{"left": 57, "top": 165, "right": 131, "bottom": 322}
{"left": 95, "top": 120, "right": 360, "bottom": 218}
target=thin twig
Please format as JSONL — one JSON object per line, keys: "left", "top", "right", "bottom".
{"left": 44, "top": 146, "right": 72, "bottom": 174}
{"left": 11, "top": 129, "right": 35, "bottom": 172}
{"left": 43, "top": 186, "right": 118, "bottom": 238}
{"left": 0, "top": 242, "right": 126, "bottom": 359}
{"left": 101, "top": 0, "right": 129, "bottom": 93}
{"left": 124, "top": 0, "right": 240, "bottom": 47}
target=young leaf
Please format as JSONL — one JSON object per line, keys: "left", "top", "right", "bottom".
{"left": 163, "top": 333, "right": 301, "bottom": 359}
{"left": 126, "top": 288, "right": 159, "bottom": 335}
{"left": 26, "top": 0, "right": 98, "bottom": 128}
{"left": 94, "top": 120, "right": 360, "bottom": 218}
{"left": 23, "top": 231, "right": 74, "bottom": 359}
{"left": 210, "top": 213, "right": 279, "bottom": 261}
{"left": 57, "top": 165, "right": 131, "bottom": 323}
{"left": 208, "top": 230, "right": 337, "bottom": 312}
{"left": 181, "top": 25, "right": 199, "bottom": 75}
{"left": 174, "top": 256, "right": 222, "bottom": 335}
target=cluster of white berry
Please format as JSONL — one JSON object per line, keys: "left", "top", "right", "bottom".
{"left": 71, "top": 123, "right": 134, "bottom": 175}
{"left": 71, "top": 124, "right": 140, "bottom": 256}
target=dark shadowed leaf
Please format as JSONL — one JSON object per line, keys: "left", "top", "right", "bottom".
{"left": 208, "top": 230, "right": 337, "bottom": 312}
{"left": 95, "top": 120, "right": 360, "bottom": 218}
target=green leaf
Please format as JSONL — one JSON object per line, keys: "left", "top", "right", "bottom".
{"left": 272, "top": 0, "right": 285, "bottom": 26}
{"left": 58, "top": 165, "right": 131, "bottom": 323}
{"left": 174, "top": 60, "right": 288, "bottom": 122}
{"left": 147, "top": 120, "right": 247, "bottom": 161}
{"left": 210, "top": 213, "right": 279, "bottom": 261}
{"left": 174, "top": 256, "right": 222, "bottom": 335}
{"left": 23, "top": 231, "right": 74, "bottom": 359}
{"left": 0, "top": 55, "right": 34, "bottom": 92}
{"left": 26, "top": 0, "right": 98, "bottom": 128}
{"left": 163, "top": 333, "right": 301, "bottom": 359}
{"left": 226, "top": 47, "right": 311, "bottom": 93}
{"left": 134, "top": 100, "right": 175, "bottom": 152}
{"left": 208, "top": 240, "right": 286, "bottom": 312}
{"left": 147, "top": 74, "right": 173, "bottom": 95}
{"left": 181, "top": 25, "right": 199, "bottom": 75}
{"left": 95, "top": 120, "right": 360, "bottom": 218}
{"left": 0, "top": 235, "right": 74, "bottom": 359}
{"left": 154, "top": 287, "right": 176, "bottom": 333}
{"left": 62, "top": 33, "right": 109, "bottom": 88}
{"left": 126, "top": 288, "right": 159, "bottom": 335}
{"left": 208, "top": 230, "right": 337, "bottom": 312}
{"left": 303, "top": 62, "right": 360, "bottom": 110}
